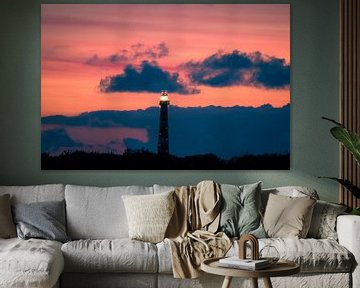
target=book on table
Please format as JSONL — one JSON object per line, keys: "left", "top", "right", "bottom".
{"left": 218, "top": 257, "right": 271, "bottom": 270}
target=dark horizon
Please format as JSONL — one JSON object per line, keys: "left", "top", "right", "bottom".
{"left": 41, "top": 150, "right": 290, "bottom": 170}
{"left": 41, "top": 104, "right": 290, "bottom": 163}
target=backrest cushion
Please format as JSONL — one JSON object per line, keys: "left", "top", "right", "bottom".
{"left": 65, "top": 185, "right": 153, "bottom": 239}
{"left": 0, "top": 185, "right": 65, "bottom": 204}
{"left": 153, "top": 184, "right": 176, "bottom": 194}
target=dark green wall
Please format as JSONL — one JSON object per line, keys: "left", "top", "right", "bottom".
{"left": 0, "top": 0, "right": 340, "bottom": 202}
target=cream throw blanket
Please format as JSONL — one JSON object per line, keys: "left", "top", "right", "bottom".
{"left": 165, "top": 181, "right": 231, "bottom": 278}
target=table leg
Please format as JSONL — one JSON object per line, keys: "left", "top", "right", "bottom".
{"left": 221, "top": 276, "right": 233, "bottom": 288}
{"left": 251, "top": 278, "right": 258, "bottom": 288}
{"left": 263, "top": 277, "right": 273, "bottom": 288}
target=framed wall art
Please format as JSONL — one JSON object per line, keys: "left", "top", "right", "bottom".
{"left": 41, "top": 4, "right": 290, "bottom": 170}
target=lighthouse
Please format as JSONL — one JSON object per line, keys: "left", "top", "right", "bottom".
{"left": 157, "top": 90, "right": 170, "bottom": 155}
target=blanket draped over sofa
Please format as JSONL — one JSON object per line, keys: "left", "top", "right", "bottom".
{"left": 165, "top": 181, "right": 231, "bottom": 278}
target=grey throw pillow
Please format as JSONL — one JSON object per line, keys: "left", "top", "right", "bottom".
{"left": 12, "top": 200, "right": 70, "bottom": 243}
{"left": 218, "top": 182, "right": 266, "bottom": 238}
{"left": 307, "top": 200, "right": 347, "bottom": 240}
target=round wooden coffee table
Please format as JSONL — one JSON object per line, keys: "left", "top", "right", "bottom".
{"left": 201, "top": 257, "right": 300, "bottom": 288}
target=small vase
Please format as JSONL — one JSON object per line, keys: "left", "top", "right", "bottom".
{"left": 259, "top": 245, "right": 280, "bottom": 265}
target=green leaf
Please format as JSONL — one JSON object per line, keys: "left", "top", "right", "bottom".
{"left": 351, "top": 208, "right": 360, "bottom": 215}
{"left": 330, "top": 127, "right": 360, "bottom": 165}
{"left": 322, "top": 116, "right": 344, "bottom": 127}
{"left": 319, "top": 177, "right": 360, "bottom": 199}
{"left": 322, "top": 117, "right": 360, "bottom": 165}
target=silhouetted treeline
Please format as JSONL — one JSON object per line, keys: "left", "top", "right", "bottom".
{"left": 41, "top": 149, "right": 290, "bottom": 170}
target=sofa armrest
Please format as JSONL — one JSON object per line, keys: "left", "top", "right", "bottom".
{"left": 337, "top": 215, "right": 360, "bottom": 288}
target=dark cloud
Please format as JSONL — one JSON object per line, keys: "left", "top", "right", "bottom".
{"left": 85, "top": 42, "right": 169, "bottom": 66}
{"left": 85, "top": 54, "right": 100, "bottom": 65}
{"left": 41, "top": 127, "right": 83, "bottom": 154}
{"left": 131, "top": 42, "right": 169, "bottom": 59}
{"left": 184, "top": 50, "right": 290, "bottom": 89}
{"left": 253, "top": 55, "right": 290, "bottom": 88}
{"left": 99, "top": 61, "right": 199, "bottom": 94}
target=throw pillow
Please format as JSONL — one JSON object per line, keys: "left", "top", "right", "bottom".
{"left": 12, "top": 200, "right": 70, "bottom": 243}
{"left": 263, "top": 193, "right": 316, "bottom": 238}
{"left": 122, "top": 190, "right": 175, "bottom": 243}
{"left": 218, "top": 182, "right": 266, "bottom": 238}
{"left": 307, "top": 200, "right": 347, "bottom": 240}
{"left": 0, "top": 194, "right": 16, "bottom": 238}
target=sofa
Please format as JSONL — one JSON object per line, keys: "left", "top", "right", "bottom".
{"left": 0, "top": 183, "right": 359, "bottom": 288}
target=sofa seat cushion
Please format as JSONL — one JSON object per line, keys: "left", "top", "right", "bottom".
{"left": 62, "top": 239, "right": 158, "bottom": 273}
{"left": 261, "top": 238, "right": 353, "bottom": 273}
{"left": 157, "top": 238, "right": 353, "bottom": 274}
{"left": 0, "top": 238, "right": 64, "bottom": 288}
{"left": 232, "top": 238, "right": 353, "bottom": 273}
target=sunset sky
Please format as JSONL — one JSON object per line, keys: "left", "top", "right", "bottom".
{"left": 41, "top": 4, "right": 290, "bottom": 116}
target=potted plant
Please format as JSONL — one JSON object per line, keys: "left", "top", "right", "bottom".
{"left": 320, "top": 117, "right": 360, "bottom": 215}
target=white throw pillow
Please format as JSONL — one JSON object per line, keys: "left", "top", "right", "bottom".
{"left": 122, "top": 191, "right": 175, "bottom": 243}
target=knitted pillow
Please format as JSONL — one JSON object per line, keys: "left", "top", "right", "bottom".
{"left": 307, "top": 200, "right": 347, "bottom": 240}
{"left": 122, "top": 191, "right": 175, "bottom": 243}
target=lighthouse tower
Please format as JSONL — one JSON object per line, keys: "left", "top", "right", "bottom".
{"left": 157, "top": 90, "right": 170, "bottom": 155}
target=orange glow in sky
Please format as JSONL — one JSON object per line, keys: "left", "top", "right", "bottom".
{"left": 41, "top": 4, "right": 290, "bottom": 116}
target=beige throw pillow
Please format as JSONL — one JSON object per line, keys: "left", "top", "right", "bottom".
{"left": 263, "top": 193, "right": 316, "bottom": 238}
{"left": 122, "top": 191, "right": 175, "bottom": 243}
{"left": 0, "top": 194, "right": 17, "bottom": 238}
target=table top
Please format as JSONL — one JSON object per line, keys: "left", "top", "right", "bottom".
{"left": 201, "top": 257, "right": 300, "bottom": 278}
